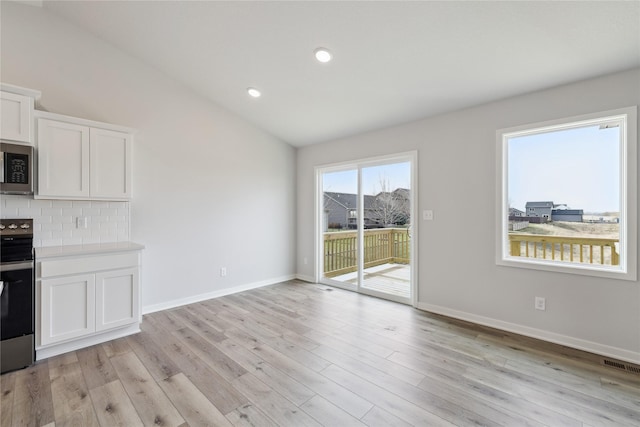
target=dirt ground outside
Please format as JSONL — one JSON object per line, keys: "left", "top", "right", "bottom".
{"left": 515, "top": 221, "right": 619, "bottom": 239}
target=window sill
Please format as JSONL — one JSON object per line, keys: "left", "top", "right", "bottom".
{"left": 497, "top": 256, "right": 636, "bottom": 281}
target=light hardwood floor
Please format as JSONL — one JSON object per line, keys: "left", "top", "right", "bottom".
{"left": 2, "top": 280, "right": 639, "bottom": 426}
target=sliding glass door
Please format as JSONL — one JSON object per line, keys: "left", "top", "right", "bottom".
{"left": 321, "top": 168, "right": 359, "bottom": 289}
{"left": 318, "top": 153, "right": 416, "bottom": 305}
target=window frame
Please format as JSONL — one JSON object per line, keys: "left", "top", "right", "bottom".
{"left": 496, "top": 106, "right": 637, "bottom": 281}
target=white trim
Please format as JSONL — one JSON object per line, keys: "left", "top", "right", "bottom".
{"left": 141, "top": 274, "right": 295, "bottom": 314}
{"left": 34, "top": 110, "right": 135, "bottom": 133}
{"left": 36, "top": 323, "right": 139, "bottom": 360}
{"left": 314, "top": 167, "right": 321, "bottom": 283}
{"left": 356, "top": 166, "right": 364, "bottom": 290}
{"left": 417, "top": 302, "right": 640, "bottom": 365}
{"left": 409, "top": 150, "right": 419, "bottom": 307}
{"left": 496, "top": 106, "right": 637, "bottom": 281}
{"left": 1, "top": 82, "right": 41, "bottom": 99}
{"left": 316, "top": 150, "right": 420, "bottom": 172}
{"left": 295, "top": 274, "right": 315, "bottom": 283}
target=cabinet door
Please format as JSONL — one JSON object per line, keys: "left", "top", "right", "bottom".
{"left": 90, "top": 128, "right": 132, "bottom": 199}
{"left": 95, "top": 268, "right": 139, "bottom": 332}
{"left": 37, "top": 119, "right": 90, "bottom": 198}
{"left": 0, "top": 91, "right": 32, "bottom": 143}
{"left": 40, "top": 274, "right": 96, "bottom": 346}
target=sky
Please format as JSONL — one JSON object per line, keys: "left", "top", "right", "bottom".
{"left": 321, "top": 122, "right": 620, "bottom": 213}
{"left": 322, "top": 162, "right": 411, "bottom": 195}
{"left": 508, "top": 124, "right": 620, "bottom": 214}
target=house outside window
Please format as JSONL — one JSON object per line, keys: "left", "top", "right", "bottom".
{"left": 496, "top": 107, "right": 637, "bottom": 280}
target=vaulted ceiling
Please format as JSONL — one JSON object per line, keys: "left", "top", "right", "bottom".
{"left": 41, "top": 1, "right": 640, "bottom": 146}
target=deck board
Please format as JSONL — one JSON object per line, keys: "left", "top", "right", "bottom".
{"left": 330, "top": 263, "right": 411, "bottom": 298}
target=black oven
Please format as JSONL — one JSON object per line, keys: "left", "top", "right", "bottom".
{"left": 0, "top": 219, "right": 35, "bottom": 374}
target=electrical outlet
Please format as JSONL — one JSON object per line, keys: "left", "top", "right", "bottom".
{"left": 535, "top": 296, "right": 546, "bottom": 311}
{"left": 76, "top": 217, "right": 88, "bottom": 229}
{"left": 423, "top": 210, "right": 434, "bottom": 221}
{"left": 220, "top": 267, "right": 227, "bottom": 277}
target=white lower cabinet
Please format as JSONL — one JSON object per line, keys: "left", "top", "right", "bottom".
{"left": 40, "top": 274, "right": 96, "bottom": 346}
{"left": 36, "top": 248, "right": 142, "bottom": 358}
{"left": 95, "top": 268, "right": 139, "bottom": 332}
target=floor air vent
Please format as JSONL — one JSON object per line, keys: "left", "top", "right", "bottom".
{"left": 603, "top": 358, "right": 640, "bottom": 375}
{"left": 627, "top": 365, "right": 640, "bottom": 375}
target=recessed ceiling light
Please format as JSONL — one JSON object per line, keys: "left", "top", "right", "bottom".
{"left": 247, "top": 87, "right": 261, "bottom": 98}
{"left": 314, "top": 48, "right": 332, "bottom": 63}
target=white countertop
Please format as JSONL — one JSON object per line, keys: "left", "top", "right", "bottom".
{"left": 35, "top": 242, "right": 145, "bottom": 259}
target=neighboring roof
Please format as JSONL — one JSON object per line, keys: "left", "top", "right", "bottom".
{"left": 525, "top": 201, "right": 554, "bottom": 208}
{"left": 324, "top": 192, "right": 376, "bottom": 209}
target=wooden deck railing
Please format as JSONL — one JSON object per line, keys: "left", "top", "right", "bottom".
{"left": 324, "top": 228, "right": 410, "bottom": 277}
{"left": 509, "top": 234, "right": 619, "bottom": 266}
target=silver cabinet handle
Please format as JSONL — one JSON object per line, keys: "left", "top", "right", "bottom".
{"left": 0, "top": 281, "right": 4, "bottom": 296}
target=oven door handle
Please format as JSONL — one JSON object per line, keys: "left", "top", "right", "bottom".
{"left": 0, "top": 261, "right": 33, "bottom": 272}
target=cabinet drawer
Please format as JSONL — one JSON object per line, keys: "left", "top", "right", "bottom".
{"left": 39, "top": 253, "right": 139, "bottom": 278}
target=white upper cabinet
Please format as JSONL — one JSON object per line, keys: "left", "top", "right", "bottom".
{"left": 37, "top": 119, "right": 90, "bottom": 198}
{"left": 90, "top": 128, "right": 132, "bottom": 199}
{"left": 0, "top": 84, "right": 41, "bottom": 144}
{"left": 36, "top": 112, "right": 133, "bottom": 200}
{"left": 0, "top": 92, "right": 31, "bottom": 143}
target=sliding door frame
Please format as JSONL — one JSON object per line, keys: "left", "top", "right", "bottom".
{"left": 315, "top": 151, "right": 418, "bottom": 306}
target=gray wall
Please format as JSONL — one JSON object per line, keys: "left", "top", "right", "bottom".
{"left": 297, "top": 68, "right": 640, "bottom": 363}
{"left": 1, "top": 2, "right": 297, "bottom": 312}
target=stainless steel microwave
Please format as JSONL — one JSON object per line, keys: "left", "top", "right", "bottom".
{"left": 0, "top": 141, "right": 34, "bottom": 195}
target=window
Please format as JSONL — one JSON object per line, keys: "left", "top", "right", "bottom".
{"left": 496, "top": 107, "right": 637, "bottom": 280}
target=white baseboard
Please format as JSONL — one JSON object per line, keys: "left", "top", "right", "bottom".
{"left": 36, "top": 323, "right": 140, "bottom": 361}
{"left": 417, "top": 302, "right": 640, "bottom": 365}
{"left": 142, "top": 274, "right": 296, "bottom": 315}
{"left": 295, "top": 274, "right": 315, "bottom": 283}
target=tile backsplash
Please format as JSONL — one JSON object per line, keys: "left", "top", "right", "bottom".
{"left": 1, "top": 195, "right": 130, "bottom": 247}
